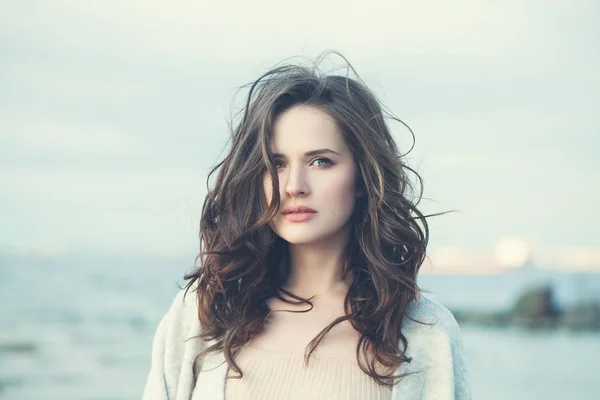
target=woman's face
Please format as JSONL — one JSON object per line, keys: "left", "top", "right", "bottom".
{"left": 263, "top": 105, "right": 361, "bottom": 246}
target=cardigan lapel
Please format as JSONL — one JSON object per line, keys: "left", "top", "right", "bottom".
{"left": 192, "top": 350, "right": 228, "bottom": 400}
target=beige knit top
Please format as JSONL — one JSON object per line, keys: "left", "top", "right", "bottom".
{"left": 224, "top": 345, "right": 392, "bottom": 400}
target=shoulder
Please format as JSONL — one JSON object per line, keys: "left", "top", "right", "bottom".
{"left": 168, "top": 284, "right": 200, "bottom": 316}
{"left": 403, "top": 294, "right": 462, "bottom": 340}
{"left": 399, "top": 294, "right": 465, "bottom": 371}
{"left": 161, "top": 284, "right": 201, "bottom": 336}
{"left": 149, "top": 283, "right": 203, "bottom": 361}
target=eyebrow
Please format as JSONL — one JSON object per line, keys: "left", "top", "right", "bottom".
{"left": 272, "top": 148, "right": 340, "bottom": 158}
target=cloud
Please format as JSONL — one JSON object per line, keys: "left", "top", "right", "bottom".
{"left": 537, "top": 247, "right": 600, "bottom": 270}
{"left": 1, "top": 116, "right": 149, "bottom": 159}
{"left": 0, "top": 0, "right": 598, "bottom": 258}
{"left": 1, "top": 0, "right": 537, "bottom": 64}
{"left": 0, "top": 165, "right": 206, "bottom": 255}
{"left": 423, "top": 246, "right": 499, "bottom": 273}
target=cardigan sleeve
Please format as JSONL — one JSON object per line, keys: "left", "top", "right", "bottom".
{"left": 393, "top": 297, "right": 472, "bottom": 400}
{"left": 448, "top": 311, "right": 471, "bottom": 399}
{"left": 142, "top": 309, "right": 171, "bottom": 400}
{"left": 142, "top": 287, "right": 206, "bottom": 400}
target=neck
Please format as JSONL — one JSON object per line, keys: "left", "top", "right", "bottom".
{"left": 282, "top": 228, "right": 352, "bottom": 300}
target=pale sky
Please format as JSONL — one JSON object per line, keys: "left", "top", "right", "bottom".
{"left": 1, "top": 0, "right": 599, "bottom": 268}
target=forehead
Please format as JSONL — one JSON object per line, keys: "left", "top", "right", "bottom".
{"left": 270, "top": 105, "right": 348, "bottom": 153}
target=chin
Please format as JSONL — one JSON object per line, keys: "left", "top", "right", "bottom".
{"left": 273, "top": 223, "right": 351, "bottom": 246}
{"left": 276, "top": 231, "right": 325, "bottom": 245}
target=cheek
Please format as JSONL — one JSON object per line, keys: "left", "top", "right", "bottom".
{"left": 324, "top": 174, "right": 357, "bottom": 213}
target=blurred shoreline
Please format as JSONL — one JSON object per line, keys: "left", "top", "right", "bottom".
{"left": 2, "top": 254, "right": 600, "bottom": 398}
{"left": 451, "top": 285, "right": 600, "bottom": 332}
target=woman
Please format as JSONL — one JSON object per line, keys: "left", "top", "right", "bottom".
{"left": 143, "top": 52, "right": 471, "bottom": 400}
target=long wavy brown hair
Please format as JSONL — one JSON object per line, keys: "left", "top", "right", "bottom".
{"left": 184, "top": 51, "right": 440, "bottom": 387}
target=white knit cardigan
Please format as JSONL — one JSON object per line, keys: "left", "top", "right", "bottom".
{"left": 142, "top": 287, "right": 472, "bottom": 400}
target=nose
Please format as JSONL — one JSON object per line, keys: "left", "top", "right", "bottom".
{"left": 284, "top": 164, "right": 310, "bottom": 197}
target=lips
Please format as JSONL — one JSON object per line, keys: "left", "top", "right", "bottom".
{"left": 281, "top": 206, "right": 317, "bottom": 215}
{"left": 281, "top": 206, "right": 317, "bottom": 222}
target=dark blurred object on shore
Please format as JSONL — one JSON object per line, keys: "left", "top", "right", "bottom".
{"left": 452, "top": 285, "right": 600, "bottom": 332}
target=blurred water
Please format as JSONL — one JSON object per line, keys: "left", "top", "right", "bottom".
{"left": 1, "top": 254, "right": 599, "bottom": 399}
